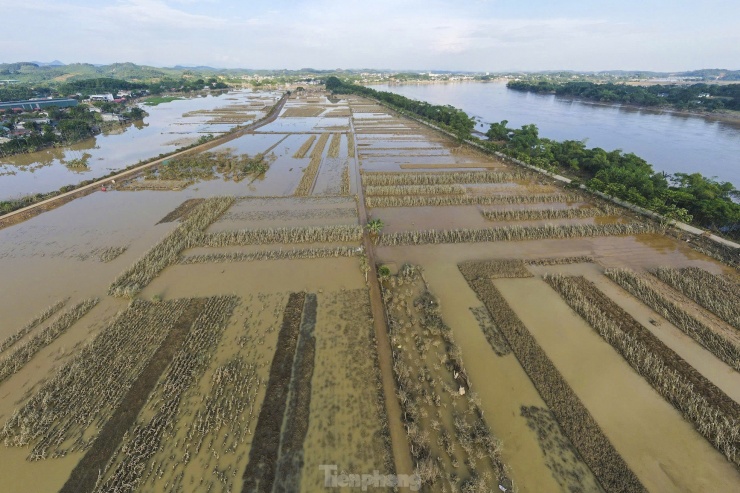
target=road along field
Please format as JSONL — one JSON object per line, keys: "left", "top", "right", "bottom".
{"left": 0, "top": 90, "right": 738, "bottom": 492}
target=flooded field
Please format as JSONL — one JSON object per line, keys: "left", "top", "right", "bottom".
{"left": 0, "top": 90, "right": 282, "bottom": 200}
{"left": 0, "top": 89, "right": 738, "bottom": 492}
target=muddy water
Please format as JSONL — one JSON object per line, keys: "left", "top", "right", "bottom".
{"left": 419, "top": 263, "right": 576, "bottom": 492}
{"left": 0, "top": 190, "right": 188, "bottom": 331}
{"left": 568, "top": 264, "right": 740, "bottom": 401}
{"left": 0, "top": 90, "right": 281, "bottom": 200}
{"left": 141, "top": 257, "right": 365, "bottom": 301}
{"left": 0, "top": 297, "right": 125, "bottom": 493}
{"left": 496, "top": 277, "right": 740, "bottom": 492}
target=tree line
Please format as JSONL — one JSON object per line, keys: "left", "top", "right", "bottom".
{"left": 507, "top": 80, "right": 740, "bottom": 112}
{"left": 325, "top": 76, "right": 475, "bottom": 140}
{"left": 485, "top": 120, "right": 739, "bottom": 235}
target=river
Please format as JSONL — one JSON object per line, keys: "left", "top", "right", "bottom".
{"left": 0, "top": 90, "right": 280, "bottom": 201}
{"left": 373, "top": 82, "right": 740, "bottom": 187}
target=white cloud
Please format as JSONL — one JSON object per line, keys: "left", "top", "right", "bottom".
{"left": 1, "top": 0, "right": 738, "bottom": 71}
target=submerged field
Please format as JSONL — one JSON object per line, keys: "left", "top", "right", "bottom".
{"left": 0, "top": 89, "right": 738, "bottom": 492}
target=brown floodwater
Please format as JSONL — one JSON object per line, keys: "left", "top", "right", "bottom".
{"left": 419, "top": 262, "right": 585, "bottom": 492}
{"left": 496, "top": 277, "right": 740, "bottom": 492}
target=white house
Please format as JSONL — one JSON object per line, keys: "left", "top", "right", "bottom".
{"left": 90, "top": 93, "right": 114, "bottom": 102}
{"left": 101, "top": 113, "right": 123, "bottom": 122}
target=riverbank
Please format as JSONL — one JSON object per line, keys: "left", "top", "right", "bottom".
{"left": 557, "top": 97, "right": 740, "bottom": 125}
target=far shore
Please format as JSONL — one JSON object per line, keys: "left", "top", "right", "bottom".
{"left": 366, "top": 80, "right": 740, "bottom": 125}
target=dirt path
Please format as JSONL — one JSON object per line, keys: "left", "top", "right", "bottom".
{"left": 0, "top": 93, "right": 289, "bottom": 231}
{"left": 349, "top": 111, "right": 414, "bottom": 475}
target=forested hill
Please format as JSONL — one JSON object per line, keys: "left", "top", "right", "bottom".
{"left": 507, "top": 80, "right": 740, "bottom": 112}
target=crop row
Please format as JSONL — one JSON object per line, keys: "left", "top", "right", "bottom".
{"left": 525, "top": 256, "right": 595, "bottom": 266}
{"left": 0, "top": 298, "right": 67, "bottom": 354}
{"left": 94, "top": 295, "right": 238, "bottom": 493}
{"left": 347, "top": 132, "right": 355, "bottom": 157}
{"left": 366, "top": 193, "right": 582, "bottom": 208}
{"left": 108, "top": 196, "right": 234, "bottom": 298}
{"left": 98, "top": 246, "right": 128, "bottom": 262}
{"left": 361, "top": 170, "right": 527, "bottom": 186}
{"left": 0, "top": 298, "right": 98, "bottom": 385}
{"left": 273, "top": 293, "right": 318, "bottom": 491}
{"left": 243, "top": 292, "right": 306, "bottom": 492}
{"left": 544, "top": 274, "right": 740, "bottom": 466}
{"left": 481, "top": 206, "right": 614, "bottom": 221}
{"left": 654, "top": 267, "right": 740, "bottom": 330}
{"left": 606, "top": 268, "right": 740, "bottom": 371}
{"left": 295, "top": 133, "right": 330, "bottom": 196}
{"left": 196, "top": 224, "right": 363, "bottom": 247}
{"left": 1, "top": 299, "right": 188, "bottom": 459}
{"left": 341, "top": 165, "right": 350, "bottom": 195}
{"left": 379, "top": 222, "right": 656, "bottom": 246}
{"left": 327, "top": 133, "right": 341, "bottom": 158}
{"left": 292, "top": 135, "right": 316, "bottom": 159}
{"left": 365, "top": 184, "right": 466, "bottom": 197}
{"left": 459, "top": 262, "right": 645, "bottom": 493}
{"left": 180, "top": 246, "right": 360, "bottom": 264}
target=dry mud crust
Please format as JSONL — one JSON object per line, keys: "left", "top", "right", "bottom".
{"left": 458, "top": 261, "right": 645, "bottom": 493}
{"left": 59, "top": 298, "right": 206, "bottom": 493}
{"left": 273, "top": 293, "right": 317, "bottom": 493}
{"left": 545, "top": 275, "right": 740, "bottom": 467}
{"left": 157, "top": 198, "right": 206, "bottom": 224}
{"left": 242, "top": 292, "right": 306, "bottom": 493}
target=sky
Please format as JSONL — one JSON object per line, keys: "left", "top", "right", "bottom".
{"left": 1, "top": 0, "right": 739, "bottom": 71}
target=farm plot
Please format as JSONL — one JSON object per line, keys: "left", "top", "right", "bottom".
{"left": 300, "top": 289, "right": 394, "bottom": 491}
{"left": 457, "top": 260, "right": 643, "bottom": 493}
{"left": 208, "top": 196, "right": 357, "bottom": 231}
{"left": 380, "top": 264, "right": 511, "bottom": 491}
{"left": 76, "top": 295, "right": 238, "bottom": 493}
{"left": 544, "top": 274, "right": 740, "bottom": 467}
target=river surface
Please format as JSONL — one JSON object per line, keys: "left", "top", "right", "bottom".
{"left": 373, "top": 82, "right": 740, "bottom": 187}
{"left": 0, "top": 90, "right": 280, "bottom": 201}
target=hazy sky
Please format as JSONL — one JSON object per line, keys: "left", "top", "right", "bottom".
{"left": 2, "top": 0, "right": 739, "bottom": 71}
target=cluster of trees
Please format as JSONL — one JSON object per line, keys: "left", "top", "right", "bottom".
{"left": 485, "top": 120, "right": 740, "bottom": 234}
{"left": 57, "top": 78, "right": 148, "bottom": 97}
{"left": 508, "top": 80, "right": 740, "bottom": 111}
{"left": 325, "top": 76, "right": 475, "bottom": 140}
{"left": 147, "top": 77, "right": 227, "bottom": 94}
{"left": 0, "top": 105, "right": 99, "bottom": 156}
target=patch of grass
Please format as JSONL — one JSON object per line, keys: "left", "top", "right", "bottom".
{"left": 143, "top": 96, "right": 182, "bottom": 106}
